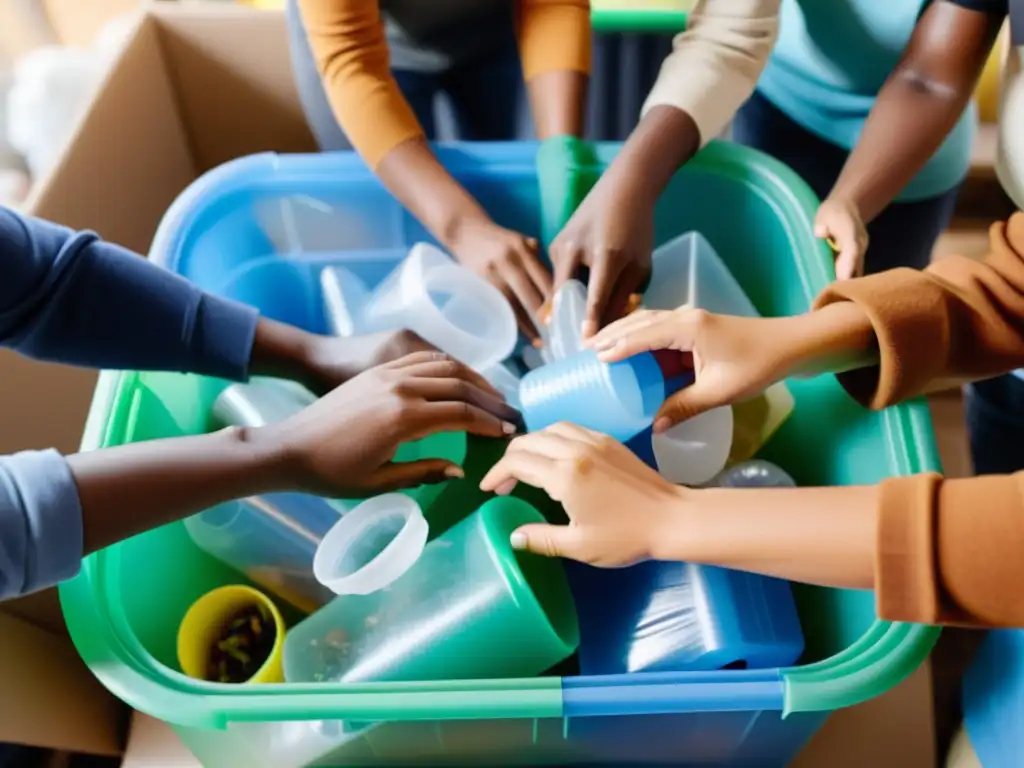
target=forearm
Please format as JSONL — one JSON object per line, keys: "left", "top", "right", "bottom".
{"left": 597, "top": 106, "right": 702, "bottom": 209}
{"left": 527, "top": 70, "right": 588, "bottom": 139}
{"left": 0, "top": 207, "right": 257, "bottom": 378}
{"left": 829, "top": 1, "right": 1001, "bottom": 222}
{"left": 69, "top": 428, "right": 287, "bottom": 557}
{"left": 375, "top": 139, "right": 492, "bottom": 246}
{"left": 829, "top": 81, "right": 974, "bottom": 223}
{"left": 653, "top": 484, "right": 880, "bottom": 590}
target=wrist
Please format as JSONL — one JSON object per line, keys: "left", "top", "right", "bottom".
{"left": 647, "top": 484, "right": 698, "bottom": 562}
{"left": 613, "top": 106, "right": 701, "bottom": 208}
{"left": 782, "top": 303, "right": 877, "bottom": 379}
{"left": 225, "top": 424, "right": 299, "bottom": 493}
{"left": 249, "top": 318, "right": 320, "bottom": 386}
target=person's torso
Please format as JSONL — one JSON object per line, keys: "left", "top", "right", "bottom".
{"left": 757, "top": 0, "right": 976, "bottom": 201}
{"left": 380, "top": 0, "right": 515, "bottom": 72}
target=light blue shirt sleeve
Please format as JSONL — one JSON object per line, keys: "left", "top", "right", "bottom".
{"left": 0, "top": 450, "right": 84, "bottom": 599}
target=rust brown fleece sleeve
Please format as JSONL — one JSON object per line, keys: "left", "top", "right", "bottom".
{"left": 812, "top": 212, "right": 1024, "bottom": 628}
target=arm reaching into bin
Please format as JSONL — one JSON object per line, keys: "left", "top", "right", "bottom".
{"left": 1, "top": 352, "right": 519, "bottom": 601}
{"left": 0, "top": 206, "right": 440, "bottom": 389}
{"left": 550, "top": 0, "right": 780, "bottom": 337}
{"left": 296, "top": 0, "right": 590, "bottom": 337}
{"left": 482, "top": 212, "right": 1024, "bottom": 629}
{"left": 814, "top": 0, "right": 1005, "bottom": 278}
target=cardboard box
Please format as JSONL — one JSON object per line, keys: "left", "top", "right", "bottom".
{"left": 0, "top": 4, "right": 313, "bottom": 756}
{"left": 4, "top": 6, "right": 936, "bottom": 764}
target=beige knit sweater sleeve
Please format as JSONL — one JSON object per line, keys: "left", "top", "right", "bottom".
{"left": 642, "top": 0, "right": 781, "bottom": 146}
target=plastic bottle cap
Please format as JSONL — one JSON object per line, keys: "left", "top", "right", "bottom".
{"left": 313, "top": 494, "right": 429, "bottom": 596}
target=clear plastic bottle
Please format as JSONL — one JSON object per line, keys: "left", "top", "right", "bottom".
{"left": 714, "top": 459, "right": 796, "bottom": 488}
{"left": 284, "top": 495, "right": 578, "bottom": 684}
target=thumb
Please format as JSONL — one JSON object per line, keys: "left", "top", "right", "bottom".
{"left": 364, "top": 459, "right": 464, "bottom": 493}
{"left": 653, "top": 382, "right": 723, "bottom": 431}
{"left": 813, "top": 210, "right": 830, "bottom": 239}
{"left": 510, "top": 522, "right": 581, "bottom": 560}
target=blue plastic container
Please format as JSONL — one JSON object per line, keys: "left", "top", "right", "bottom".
{"left": 520, "top": 349, "right": 692, "bottom": 441}
{"left": 63, "top": 143, "right": 942, "bottom": 767}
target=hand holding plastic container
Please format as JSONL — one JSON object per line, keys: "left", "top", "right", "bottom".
{"left": 284, "top": 495, "right": 578, "bottom": 685}
{"left": 360, "top": 243, "right": 518, "bottom": 372}
{"left": 520, "top": 348, "right": 693, "bottom": 442}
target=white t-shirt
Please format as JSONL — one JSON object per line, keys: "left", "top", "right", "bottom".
{"left": 996, "top": 42, "right": 1024, "bottom": 209}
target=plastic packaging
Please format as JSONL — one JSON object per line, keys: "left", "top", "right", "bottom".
{"left": 480, "top": 362, "right": 523, "bottom": 412}
{"left": 284, "top": 496, "right": 578, "bottom": 685}
{"left": 320, "top": 265, "right": 368, "bottom": 337}
{"left": 520, "top": 348, "right": 691, "bottom": 442}
{"left": 178, "top": 585, "right": 286, "bottom": 684}
{"left": 545, "top": 279, "right": 587, "bottom": 361}
{"left": 651, "top": 406, "right": 734, "bottom": 486}
{"left": 715, "top": 460, "right": 796, "bottom": 488}
{"left": 568, "top": 559, "right": 804, "bottom": 675}
{"left": 360, "top": 243, "right": 517, "bottom": 371}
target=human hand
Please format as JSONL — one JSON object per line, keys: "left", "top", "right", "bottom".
{"left": 586, "top": 308, "right": 804, "bottom": 431}
{"left": 549, "top": 174, "right": 653, "bottom": 339}
{"left": 263, "top": 351, "right": 521, "bottom": 497}
{"left": 298, "top": 329, "right": 437, "bottom": 394}
{"left": 449, "top": 217, "right": 553, "bottom": 340}
{"left": 479, "top": 423, "right": 684, "bottom": 567}
{"left": 815, "top": 197, "right": 868, "bottom": 280}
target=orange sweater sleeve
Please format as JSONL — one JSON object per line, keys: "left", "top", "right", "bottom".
{"left": 516, "top": 0, "right": 592, "bottom": 81}
{"left": 298, "top": 0, "right": 591, "bottom": 169}
{"left": 297, "top": 0, "right": 424, "bottom": 169}
{"left": 811, "top": 212, "right": 1024, "bottom": 628}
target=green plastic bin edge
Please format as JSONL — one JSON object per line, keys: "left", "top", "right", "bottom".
{"left": 591, "top": 8, "right": 689, "bottom": 32}
{"left": 60, "top": 140, "right": 940, "bottom": 729}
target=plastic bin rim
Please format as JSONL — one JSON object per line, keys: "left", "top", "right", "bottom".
{"left": 67, "top": 143, "right": 940, "bottom": 729}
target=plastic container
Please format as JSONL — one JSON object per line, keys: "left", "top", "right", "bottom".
{"left": 186, "top": 380, "right": 466, "bottom": 613}
{"left": 567, "top": 559, "right": 804, "bottom": 675}
{"left": 360, "top": 242, "right": 518, "bottom": 371}
{"left": 178, "top": 585, "right": 286, "bottom": 684}
{"left": 286, "top": 495, "right": 577, "bottom": 685}
{"left": 320, "top": 264, "right": 368, "bottom": 337}
{"left": 65, "top": 143, "right": 942, "bottom": 767}
{"left": 715, "top": 460, "right": 796, "bottom": 488}
{"left": 520, "top": 349, "right": 690, "bottom": 442}
{"left": 651, "top": 405, "right": 734, "bottom": 486}
{"left": 544, "top": 279, "right": 588, "bottom": 362}
{"left": 590, "top": 0, "right": 693, "bottom": 33}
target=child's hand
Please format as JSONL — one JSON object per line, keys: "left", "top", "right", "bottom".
{"left": 815, "top": 197, "right": 868, "bottom": 280}
{"left": 263, "top": 351, "right": 520, "bottom": 497}
{"left": 586, "top": 308, "right": 803, "bottom": 432}
{"left": 549, "top": 175, "right": 654, "bottom": 339}
{"left": 480, "top": 422, "right": 684, "bottom": 567}
{"left": 449, "top": 217, "right": 553, "bottom": 340}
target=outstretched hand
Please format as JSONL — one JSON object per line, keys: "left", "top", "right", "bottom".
{"left": 267, "top": 351, "right": 521, "bottom": 497}
{"left": 480, "top": 423, "right": 683, "bottom": 567}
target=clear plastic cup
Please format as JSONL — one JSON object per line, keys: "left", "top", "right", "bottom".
{"left": 520, "top": 349, "right": 684, "bottom": 443}
{"left": 546, "top": 279, "right": 587, "bottom": 361}
{"left": 320, "top": 265, "right": 369, "bottom": 337}
{"left": 284, "top": 495, "right": 578, "bottom": 685}
{"left": 360, "top": 243, "right": 517, "bottom": 371}
{"left": 651, "top": 406, "right": 734, "bottom": 486}
{"left": 480, "top": 362, "right": 523, "bottom": 412}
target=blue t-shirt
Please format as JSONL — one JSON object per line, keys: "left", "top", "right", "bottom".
{"left": 757, "top": 0, "right": 976, "bottom": 201}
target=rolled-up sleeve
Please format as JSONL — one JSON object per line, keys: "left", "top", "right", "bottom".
{"left": 642, "top": 0, "right": 780, "bottom": 146}
{"left": 0, "top": 450, "right": 83, "bottom": 600}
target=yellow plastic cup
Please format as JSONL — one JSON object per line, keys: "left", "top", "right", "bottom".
{"left": 177, "top": 585, "right": 286, "bottom": 684}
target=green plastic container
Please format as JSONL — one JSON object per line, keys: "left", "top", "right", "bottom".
{"left": 62, "top": 142, "right": 942, "bottom": 767}
{"left": 591, "top": 0, "right": 691, "bottom": 32}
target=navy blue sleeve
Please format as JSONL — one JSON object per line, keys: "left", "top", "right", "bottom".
{"left": 0, "top": 206, "right": 258, "bottom": 379}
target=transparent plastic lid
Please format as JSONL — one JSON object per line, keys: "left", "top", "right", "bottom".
{"left": 313, "top": 494, "right": 429, "bottom": 596}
